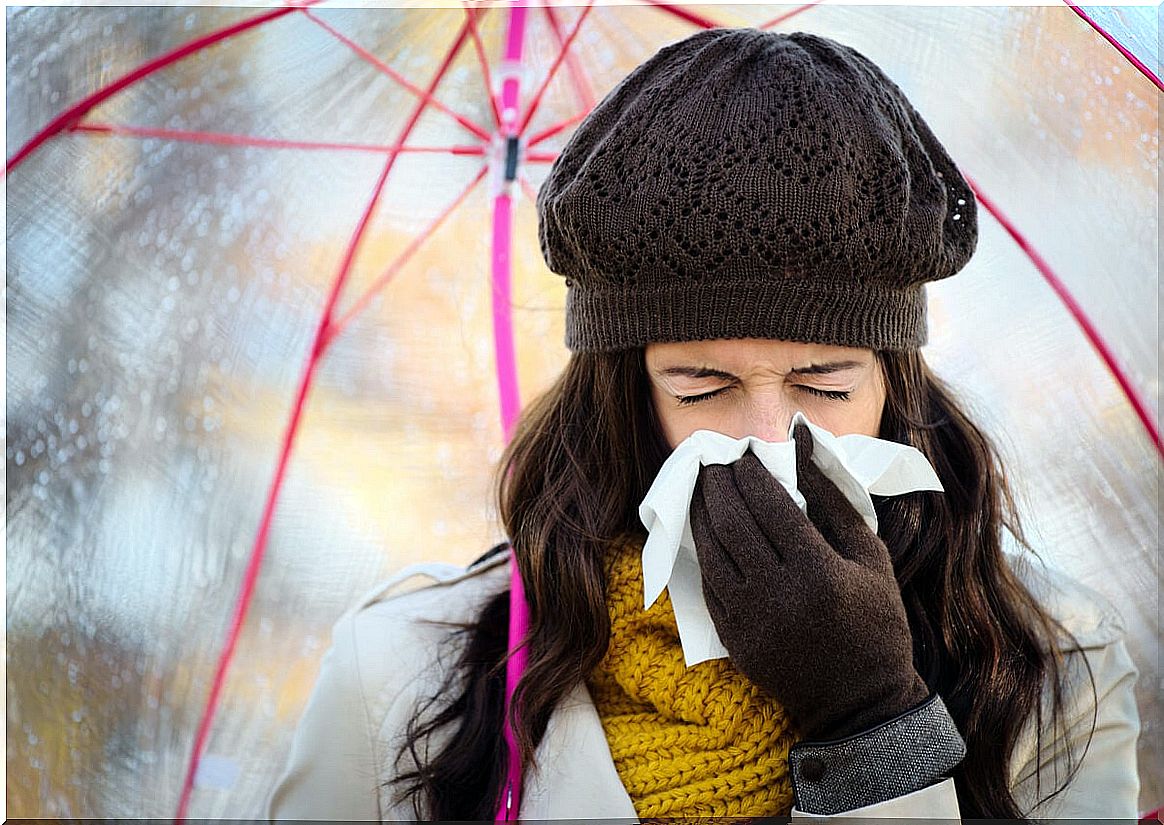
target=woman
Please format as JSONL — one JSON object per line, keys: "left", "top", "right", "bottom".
{"left": 265, "top": 28, "right": 1141, "bottom": 821}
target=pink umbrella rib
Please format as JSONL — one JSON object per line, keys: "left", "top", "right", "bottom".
{"left": 759, "top": 1, "right": 827, "bottom": 30}
{"left": 1062, "top": 2, "right": 1164, "bottom": 93}
{"left": 495, "top": 4, "right": 530, "bottom": 822}
{"left": 301, "top": 7, "right": 495, "bottom": 143}
{"left": 463, "top": 3, "right": 505, "bottom": 129}
{"left": 526, "top": 113, "right": 585, "bottom": 149}
{"left": 642, "top": 0, "right": 719, "bottom": 31}
{"left": 492, "top": 182, "right": 523, "bottom": 444}
{"left": 5, "top": 3, "right": 318, "bottom": 175}
{"left": 174, "top": 17, "right": 482, "bottom": 821}
{"left": 326, "top": 163, "right": 490, "bottom": 345}
{"left": 517, "top": 3, "right": 594, "bottom": 135}
{"left": 495, "top": 3, "right": 527, "bottom": 445}
{"left": 72, "top": 122, "right": 485, "bottom": 156}
{"left": 518, "top": 173, "right": 539, "bottom": 204}
{"left": 967, "top": 175, "right": 1162, "bottom": 458}
{"left": 543, "top": 4, "right": 596, "bottom": 112}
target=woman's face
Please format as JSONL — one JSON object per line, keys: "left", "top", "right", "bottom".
{"left": 645, "top": 338, "right": 887, "bottom": 450}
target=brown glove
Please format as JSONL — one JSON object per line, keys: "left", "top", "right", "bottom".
{"left": 689, "top": 421, "right": 930, "bottom": 742}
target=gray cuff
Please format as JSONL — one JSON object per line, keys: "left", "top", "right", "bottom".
{"left": 789, "top": 691, "right": 967, "bottom": 815}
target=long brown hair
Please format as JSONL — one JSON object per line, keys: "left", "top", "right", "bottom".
{"left": 386, "top": 346, "right": 1096, "bottom": 820}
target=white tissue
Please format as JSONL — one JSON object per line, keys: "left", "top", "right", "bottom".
{"left": 637, "top": 410, "right": 945, "bottom": 667}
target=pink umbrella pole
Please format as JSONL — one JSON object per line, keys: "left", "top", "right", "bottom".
{"left": 491, "top": 2, "right": 529, "bottom": 822}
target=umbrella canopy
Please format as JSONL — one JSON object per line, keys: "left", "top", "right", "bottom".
{"left": 5, "top": 2, "right": 1159, "bottom": 818}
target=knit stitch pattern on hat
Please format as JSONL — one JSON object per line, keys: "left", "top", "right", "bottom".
{"left": 584, "top": 532, "right": 798, "bottom": 821}
{"left": 536, "top": 28, "right": 978, "bottom": 353}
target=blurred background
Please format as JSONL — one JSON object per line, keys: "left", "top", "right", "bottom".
{"left": 5, "top": 1, "right": 1159, "bottom": 817}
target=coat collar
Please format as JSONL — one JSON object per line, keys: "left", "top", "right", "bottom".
{"left": 520, "top": 678, "right": 639, "bottom": 820}
{"left": 374, "top": 552, "right": 639, "bottom": 819}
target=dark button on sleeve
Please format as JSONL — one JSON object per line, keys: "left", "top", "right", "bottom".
{"left": 798, "top": 756, "right": 825, "bottom": 782}
{"left": 788, "top": 691, "right": 967, "bottom": 815}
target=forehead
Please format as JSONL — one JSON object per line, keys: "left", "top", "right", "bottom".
{"left": 645, "top": 338, "right": 873, "bottom": 370}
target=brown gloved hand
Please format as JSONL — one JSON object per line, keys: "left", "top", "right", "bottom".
{"left": 689, "top": 421, "right": 930, "bottom": 743}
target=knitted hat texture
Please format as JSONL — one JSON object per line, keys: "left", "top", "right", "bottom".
{"left": 535, "top": 27, "right": 978, "bottom": 352}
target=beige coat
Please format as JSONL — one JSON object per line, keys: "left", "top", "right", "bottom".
{"left": 265, "top": 547, "right": 1141, "bottom": 821}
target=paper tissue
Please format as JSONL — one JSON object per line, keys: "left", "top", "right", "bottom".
{"left": 637, "top": 410, "right": 945, "bottom": 667}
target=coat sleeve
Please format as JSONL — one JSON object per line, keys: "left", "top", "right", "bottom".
{"left": 789, "top": 632, "right": 1142, "bottom": 820}
{"left": 1008, "top": 633, "right": 1142, "bottom": 819}
{"left": 263, "top": 559, "right": 512, "bottom": 822}
{"left": 788, "top": 692, "right": 965, "bottom": 819}
{"left": 791, "top": 777, "right": 962, "bottom": 819}
{"left": 263, "top": 610, "right": 384, "bottom": 822}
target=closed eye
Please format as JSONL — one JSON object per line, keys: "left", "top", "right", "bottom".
{"left": 675, "top": 387, "right": 731, "bottom": 407}
{"left": 801, "top": 386, "right": 852, "bottom": 402}
{"left": 674, "top": 385, "right": 852, "bottom": 407}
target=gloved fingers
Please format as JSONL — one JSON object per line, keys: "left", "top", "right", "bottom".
{"left": 691, "top": 476, "right": 765, "bottom": 655}
{"left": 698, "top": 568, "right": 729, "bottom": 630}
{"left": 792, "top": 422, "right": 891, "bottom": 572}
{"left": 730, "top": 448, "right": 826, "bottom": 572}
{"left": 705, "top": 455, "right": 791, "bottom": 572}
{"left": 793, "top": 422, "right": 857, "bottom": 535}
{"left": 690, "top": 468, "right": 742, "bottom": 587}
{"left": 799, "top": 457, "right": 869, "bottom": 546}
{"left": 693, "top": 460, "right": 784, "bottom": 578}
{"left": 792, "top": 420, "right": 815, "bottom": 470}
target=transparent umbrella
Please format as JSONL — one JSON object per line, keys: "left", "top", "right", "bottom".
{"left": 4, "top": 2, "right": 1159, "bottom": 818}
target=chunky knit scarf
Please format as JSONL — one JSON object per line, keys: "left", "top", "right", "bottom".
{"left": 584, "top": 532, "right": 798, "bottom": 821}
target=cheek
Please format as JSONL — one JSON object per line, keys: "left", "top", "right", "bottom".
{"left": 810, "top": 381, "right": 884, "bottom": 438}
{"left": 844, "top": 390, "right": 884, "bottom": 437}
{"left": 768, "top": 394, "right": 882, "bottom": 439}
{"left": 651, "top": 389, "right": 706, "bottom": 449}
{"left": 654, "top": 403, "right": 691, "bottom": 450}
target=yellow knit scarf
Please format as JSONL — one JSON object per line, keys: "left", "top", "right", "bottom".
{"left": 584, "top": 532, "right": 798, "bottom": 822}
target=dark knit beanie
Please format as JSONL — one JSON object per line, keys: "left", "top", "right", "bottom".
{"left": 535, "top": 27, "right": 978, "bottom": 353}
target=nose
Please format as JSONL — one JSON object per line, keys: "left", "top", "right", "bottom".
{"left": 745, "top": 409, "right": 793, "bottom": 443}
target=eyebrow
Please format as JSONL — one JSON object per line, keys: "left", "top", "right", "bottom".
{"left": 658, "top": 360, "right": 866, "bottom": 379}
